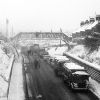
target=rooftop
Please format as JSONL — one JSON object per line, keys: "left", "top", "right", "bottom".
{"left": 64, "top": 63, "right": 84, "bottom": 70}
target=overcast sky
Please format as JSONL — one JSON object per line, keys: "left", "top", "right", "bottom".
{"left": 0, "top": 0, "right": 100, "bottom": 36}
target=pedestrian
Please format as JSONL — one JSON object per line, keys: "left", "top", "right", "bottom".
{"left": 28, "top": 50, "right": 31, "bottom": 55}
{"left": 34, "top": 59, "right": 40, "bottom": 69}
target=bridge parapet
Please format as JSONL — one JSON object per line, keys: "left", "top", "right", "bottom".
{"left": 18, "top": 32, "right": 62, "bottom": 40}
{"left": 13, "top": 32, "right": 70, "bottom": 42}
{"left": 63, "top": 52, "right": 100, "bottom": 83}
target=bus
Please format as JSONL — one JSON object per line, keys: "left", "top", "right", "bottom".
{"left": 55, "top": 62, "right": 89, "bottom": 90}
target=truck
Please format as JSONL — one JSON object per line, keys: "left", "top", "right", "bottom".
{"left": 55, "top": 62, "right": 90, "bottom": 90}
{"left": 28, "top": 44, "right": 48, "bottom": 57}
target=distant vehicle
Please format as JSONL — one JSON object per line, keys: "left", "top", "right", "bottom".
{"left": 53, "top": 55, "right": 70, "bottom": 64}
{"left": 54, "top": 55, "right": 69, "bottom": 60}
{"left": 30, "top": 44, "right": 40, "bottom": 51}
{"left": 49, "top": 55, "right": 69, "bottom": 66}
{"left": 43, "top": 55, "right": 51, "bottom": 62}
{"left": 46, "top": 56, "right": 56, "bottom": 65}
{"left": 55, "top": 62, "right": 89, "bottom": 90}
{"left": 39, "top": 48, "right": 48, "bottom": 56}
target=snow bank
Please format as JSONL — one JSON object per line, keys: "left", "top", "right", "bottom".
{"left": 69, "top": 45, "right": 88, "bottom": 57}
{"left": 88, "top": 47, "right": 100, "bottom": 65}
{"left": 0, "top": 44, "right": 14, "bottom": 98}
{"left": 89, "top": 78, "right": 100, "bottom": 99}
{"left": 0, "top": 76, "right": 8, "bottom": 97}
{"left": 48, "top": 45, "right": 100, "bottom": 98}
{"left": 47, "top": 46, "right": 68, "bottom": 56}
{"left": 68, "top": 45, "right": 100, "bottom": 65}
{"left": 67, "top": 45, "right": 100, "bottom": 98}
{"left": 47, "top": 47, "right": 56, "bottom": 56}
{"left": 54, "top": 47, "right": 68, "bottom": 55}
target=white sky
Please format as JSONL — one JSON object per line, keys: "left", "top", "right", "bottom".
{"left": 0, "top": 0, "right": 100, "bottom": 36}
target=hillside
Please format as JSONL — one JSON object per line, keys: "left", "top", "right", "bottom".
{"left": 69, "top": 15, "right": 100, "bottom": 65}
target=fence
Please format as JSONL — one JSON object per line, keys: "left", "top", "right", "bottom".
{"left": 7, "top": 55, "right": 15, "bottom": 98}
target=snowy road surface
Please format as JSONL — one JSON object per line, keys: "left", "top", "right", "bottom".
{"left": 22, "top": 50, "right": 99, "bottom": 100}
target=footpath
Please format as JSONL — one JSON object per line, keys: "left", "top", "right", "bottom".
{"left": 8, "top": 56, "right": 25, "bottom": 100}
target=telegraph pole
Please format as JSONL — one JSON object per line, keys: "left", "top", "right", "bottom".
{"left": 60, "top": 28, "right": 62, "bottom": 47}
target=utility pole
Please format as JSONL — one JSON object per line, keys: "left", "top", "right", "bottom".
{"left": 60, "top": 28, "right": 62, "bottom": 47}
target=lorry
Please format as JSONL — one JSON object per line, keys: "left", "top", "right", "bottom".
{"left": 55, "top": 62, "right": 90, "bottom": 90}
{"left": 28, "top": 44, "right": 48, "bottom": 57}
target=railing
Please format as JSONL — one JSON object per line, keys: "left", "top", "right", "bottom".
{"left": 7, "top": 55, "right": 15, "bottom": 98}
{"left": 13, "top": 32, "right": 71, "bottom": 44}
{"left": 63, "top": 52, "right": 100, "bottom": 83}
{"left": 7, "top": 46, "right": 20, "bottom": 99}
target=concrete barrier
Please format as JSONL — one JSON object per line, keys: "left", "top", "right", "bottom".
{"left": 63, "top": 52, "right": 100, "bottom": 83}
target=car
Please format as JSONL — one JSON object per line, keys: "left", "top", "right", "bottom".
{"left": 52, "top": 55, "right": 70, "bottom": 67}
{"left": 43, "top": 55, "right": 51, "bottom": 61}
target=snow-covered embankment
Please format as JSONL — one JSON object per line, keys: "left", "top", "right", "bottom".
{"left": 0, "top": 44, "right": 14, "bottom": 99}
{"left": 68, "top": 45, "right": 100, "bottom": 99}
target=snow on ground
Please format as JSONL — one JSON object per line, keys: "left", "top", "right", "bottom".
{"left": 89, "top": 78, "right": 100, "bottom": 99}
{"left": 68, "top": 45, "right": 100, "bottom": 99}
{"left": 69, "top": 45, "right": 100, "bottom": 66}
{"left": 69, "top": 45, "right": 89, "bottom": 57}
{"left": 0, "top": 76, "right": 8, "bottom": 97}
{"left": 19, "top": 39, "right": 66, "bottom": 47}
{"left": 48, "top": 45, "right": 100, "bottom": 99}
{"left": 0, "top": 43, "right": 14, "bottom": 98}
{"left": 89, "top": 47, "right": 100, "bottom": 65}
{"left": 47, "top": 46, "right": 68, "bottom": 56}
{"left": 47, "top": 47, "right": 56, "bottom": 56}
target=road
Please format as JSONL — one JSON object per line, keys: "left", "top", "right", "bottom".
{"left": 22, "top": 51, "right": 99, "bottom": 100}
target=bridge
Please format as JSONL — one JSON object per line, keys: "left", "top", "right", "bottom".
{"left": 12, "top": 32, "right": 71, "bottom": 47}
